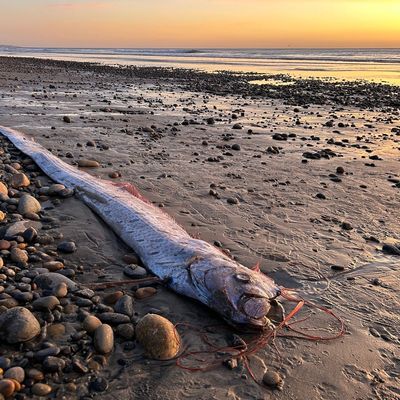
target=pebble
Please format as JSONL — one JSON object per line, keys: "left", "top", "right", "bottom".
{"left": 63, "top": 116, "right": 71, "bottom": 123}
{"left": 34, "top": 272, "right": 78, "bottom": 291}
{"left": 48, "top": 183, "right": 66, "bottom": 195}
{"left": 4, "top": 367, "right": 25, "bottom": 383}
{"left": 116, "top": 323, "right": 135, "bottom": 340}
{"left": 43, "top": 261, "right": 64, "bottom": 272}
{"left": 135, "top": 287, "right": 157, "bottom": 299}
{"left": 43, "top": 356, "right": 65, "bottom": 372}
{"left": 94, "top": 324, "right": 114, "bottom": 354}
{"left": 32, "top": 295, "right": 60, "bottom": 311}
{"left": 22, "top": 227, "right": 37, "bottom": 242}
{"left": 382, "top": 243, "right": 400, "bottom": 256}
{"left": 83, "top": 315, "right": 102, "bottom": 334}
{"left": 231, "top": 143, "right": 241, "bottom": 151}
{"left": 89, "top": 377, "right": 108, "bottom": 392}
{"left": 32, "top": 383, "right": 52, "bottom": 396}
{"left": 336, "top": 166, "right": 345, "bottom": 174}
{"left": 10, "top": 173, "right": 30, "bottom": 188}
{"left": 103, "top": 291, "right": 123, "bottom": 305}
{"left": 0, "top": 240, "right": 10, "bottom": 251}
{"left": 122, "top": 254, "right": 140, "bottom": 264}
{"left": 331, "top": 265, "right": 345, "bottom": 271}
{"left": 123, "top": 264, "right": 147, "bottom": 278}
{"left": 17, "top": 194, "right": 41, "bottom": 215}
{"left": 262, "top": 370, "right": 283, "bottom": 389}
{"left": 341, "top": 222, "right": 353, "bottom": 231}
{"left": 0, "top": 307, "right": 41, "bottom": 343}
{"left": 136, "top": 314, "right": 181, "bottom": 360}
{"left": 78, "top": 159, "right": 100, "bottom": 168}
{"left": 0, "top": 182, "right": 7, "bottom": 195}
{"left": 114, "top": 295, "right": 134, "bottom": 317}
{"left": 0, "top": 379, "right": 15, "bottom": 397}
{"left": 27, "top": 368, "right": 44, "bottom": 382}
{"left": 227, "top": 197, "right": 239, "bottom": 205}
{"left": 47, "top": 323, "right": 66, "bottom": 338}
{"left": 98, "top": 312, "right": 130, "bottom": 325}
{"left": 10, "top": 247, "right": 29, "bottom": 264}
{"left": 57, "top": 241, "right": 77, "bottom": 253}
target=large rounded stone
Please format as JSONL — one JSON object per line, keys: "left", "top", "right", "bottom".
{"left": 4, "top": 366, "right": 25, "bottom": 383}
{"left": 136, "top": 314, "right": 180, "bottom": 360}
{"left": 17, "top": 194, "right": 41, "bottom": 215}
{"left": 10, "top": 173, "right": 30, "bottom": 188}
{"left": 0, "top": 307, "right": 41, "bottom": 343}
{"left": 83, "top": 315, "right": 102, "bottom": 334}
{"left": 32, "top": 296, "right": 60, "bottom": 311}
{"left": 10, "top": 247, "right": 29, "bottom": 264}
{"left": 94, "top": 324, "right": 114, "bottom": 354}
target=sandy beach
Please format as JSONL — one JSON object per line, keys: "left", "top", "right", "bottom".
{"left": 0, "top": 56, "right": 399, "bottom": 399}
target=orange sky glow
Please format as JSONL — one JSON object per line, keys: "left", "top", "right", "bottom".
{"left": 0, "top": 0, "right": 399, "bottom": 48}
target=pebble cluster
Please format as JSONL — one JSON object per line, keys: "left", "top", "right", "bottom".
{"left": 0, "top": 137, "right": 180, "bottom": 398}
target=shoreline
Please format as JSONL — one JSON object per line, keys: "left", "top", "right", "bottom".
{"left": 0, "top": 55, "right": 399, "bottom": 399}
{"left": 1, "top": 55, "right": 400, "bottom": 108}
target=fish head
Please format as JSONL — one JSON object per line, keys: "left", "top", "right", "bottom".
{"left": 190, "top": 256, "right": 281, "bottom": 330}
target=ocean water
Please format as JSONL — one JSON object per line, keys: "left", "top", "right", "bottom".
{"left": 1, "top": 47, "right": 400, "bottom": 84}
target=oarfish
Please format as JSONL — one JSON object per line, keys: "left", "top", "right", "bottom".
{"left": 0, "top": 126, "right": 281, "bottom": 329}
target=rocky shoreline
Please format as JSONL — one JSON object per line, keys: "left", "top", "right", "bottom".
{"left": 0, "top": 136, "right": 182, "bottom": 399}
{"left": 1, "top": 56, "right": 400, "bottom": 108}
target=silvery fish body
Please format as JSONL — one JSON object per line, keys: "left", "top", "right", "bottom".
{"left": 0, "top": 126, "right": 281, "bottom": 328}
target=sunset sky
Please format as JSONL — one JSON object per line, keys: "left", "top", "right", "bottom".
{"left": 0, "top": 0, "right": 399, "bottom": 48}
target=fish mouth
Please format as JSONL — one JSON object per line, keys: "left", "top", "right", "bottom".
{"left": 239, "top": 294, "right": 272, "bottom": 326}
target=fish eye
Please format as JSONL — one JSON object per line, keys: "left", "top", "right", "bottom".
{"left": 234, "top": 273, "right": 250, "bottom": 282}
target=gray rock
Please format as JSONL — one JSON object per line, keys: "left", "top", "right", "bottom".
{"left": 114, "top": 295, "right": 134, "bottom": 317}
{"left": 98, "top": 312, "right": 130, "bottom": 325}
{"left": 0, "top": 307, "right": 41, "bottom": 343}
{"left": 4, "top": 366, "right": 25, "bottom": 383}
{"left": 43, "top": 356, "right": 65, "bottom": 372}
{"left": 17, "top": 194, "right": 41, "bottom": 215}
{"left": 35, "top": 346, "right": 61, "bottom": 361}
{"left": 75, "top": 288, "right": 95, "bottom": 299}
{"left": 3, "top": 220, "right": 42, "bottom": 240}
{"left": 57, "top": 241, "right": 77, "bottom": 253}
{"left": 123, "top": 265, "right": 147, "bottom": 278}
{"left": 116, "top": 323, "right": 135, "bottom": 340}
{"left": 34, "top": 272, "right": 78, "bottom": 291}
{"left": 32, "top": 296, "right": 60, "bottom": 311}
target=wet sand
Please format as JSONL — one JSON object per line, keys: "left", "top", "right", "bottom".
{"left": 0, "top": 56, "right": 399, "bottom": 399}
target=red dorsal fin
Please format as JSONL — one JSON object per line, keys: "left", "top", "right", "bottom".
{"left": 111, "top": 182, "right": 151, "bottom": 204}
{"left": 251, "top": 262, "right": 261, "bottom": 273}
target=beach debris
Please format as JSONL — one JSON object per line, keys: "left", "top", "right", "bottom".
{"left": 136, "top": 314, "right": 181, "bottom": 360}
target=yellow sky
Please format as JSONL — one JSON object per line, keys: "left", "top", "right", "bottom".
{"left": 0, "top": 0, "right": 399, "bottom": 47}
